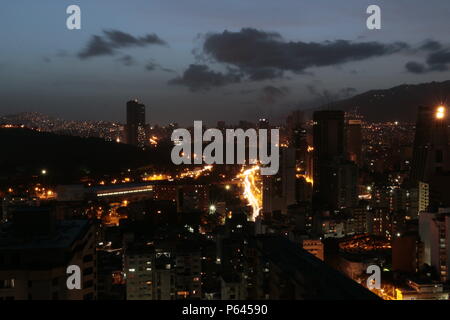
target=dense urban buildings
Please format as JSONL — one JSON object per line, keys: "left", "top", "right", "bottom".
{"left": 2, "top": 0, "right": 450, "bottom": 309}
{"left": 2, "top": 101, "right": 450, "bottom": 301}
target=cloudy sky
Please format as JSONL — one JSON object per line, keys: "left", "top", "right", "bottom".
{"left": 1, "top": 0, "right": 449, "bottom": 125}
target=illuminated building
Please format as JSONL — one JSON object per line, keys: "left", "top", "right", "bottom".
{"left": 124, "top": 244, "right": 155, "bottom": 300}
{"left": 368, "top": 208, "right": 392, "bottom": 239}
{"left": 395, "top": 279, "right": 449, "bottom": 300}
{"left": 55, "top": 183, "right": 155, "bottom": 202}
{"left": 418, "top": 182, "right": 430, "bottom": 214}
{"left": 349, "top": 206, "right": 370, "bottom": 234}
{"left": 124, "top": 241, "right": 202, "bottom": 300}
{"left": 419, "top": 208, "right": 450, "bottom": 282}
{"left": 301, "top": 239, "right": 324, "bottom": 261}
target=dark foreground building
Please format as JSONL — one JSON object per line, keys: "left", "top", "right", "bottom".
{"left": 253, "top": 235, "right": 380, "bottom": 300}
{"left": 0, "top": 208, "right": 96, "bottom": 300}
{"left": 126, "top": 99, "right": 147, "bottom": 147}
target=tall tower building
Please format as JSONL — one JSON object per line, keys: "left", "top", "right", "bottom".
{"left": 411, "top": 105, "right": 450, "bottom": 183}
{"left": 126, "top": 99, "right": 146, "bottom": 147}
{"left": 345, "top": 119, "right": 363, "bottom": 167}
{"left": 312, "top": 110, "right": 345, "bottom": 210}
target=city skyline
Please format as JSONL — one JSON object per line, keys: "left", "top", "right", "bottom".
{"left": 1, "top": 0, "right": 450, "bottom": 125}
{"left": 3, "top": 1, "right": 450, "bottom": 304}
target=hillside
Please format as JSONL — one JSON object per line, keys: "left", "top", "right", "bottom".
{"left": 315, "top": 80, "right": 450, "bottom": 122}
{"left": 0, "top": 128, "right": 172, "bottom": 185}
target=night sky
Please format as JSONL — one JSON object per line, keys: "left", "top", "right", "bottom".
{"left": 1, "top": 0, "right": 449, "bottom": 125}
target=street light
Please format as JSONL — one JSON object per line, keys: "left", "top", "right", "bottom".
{"left": 41, "top": 169, "right": 47, "bottom": 175}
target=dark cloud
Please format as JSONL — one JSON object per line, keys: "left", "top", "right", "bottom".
{"left": 78, "top": 30, "right": 166, "bottom": 59}
{"left": 405, "top": 61, "right": 427, "bottom": 74}
{"left": 405, "top": 48, "right": 450, "bottom": 74}
{"left": 248, "top": 68, "right": 283, "bottom": 81}
{"left": 419, "top": 40, "right": 443, "bottom": 52}
{"left": 145, "top": 62, "right": 158, "bottom": 71}
{"left": 145, "top": 61, "right": 174, "bottom": 73}
{"left": 168, "top": 64, "right": 242, "bottom": 91}
{"left": 103, "top": 30, "right": 165, "bottom": 48}
{"left": 117, "top": 55, "right": 136, "bottom": 66}
{"left": 78, "top": 35, "right": 115, "bottom": 59}
{"left": 261, "top": 85, "right": 289, "bottom": 104}
{"left": 201, "top": 28, "right": 408, "bottom": 80}
{"left": 427, "top": 49, "right": 450, "bottom": 71}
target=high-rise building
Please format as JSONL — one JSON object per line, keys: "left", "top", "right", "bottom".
{"left": 345, "top": 119, "right": 363, "bottom": 167}
{"left": 286, "top": 110, "right": 304, "bottom": 142}
{"left": 411, "top": 105, "right": 450, "bottom": 183}
{"left": 313, "top": 110, "right": 345, "bottom": 210}
{"left": 262, "top": 148, "right": 296, "bottom": 215}
{"left": 126, "top": 99, "right": 147, "bottom": 147}
{"left": 0, "top": 208, "right": 97, "bottom": 300}
{"left": 419, "top": 208, "right": 450, "bottom": 282}
{"left": 281, "top": 148, "right": 296, "bottom": 210}
{"left": 336, "top": 161, "right": 358, "bottom": 209}
{"left": 392, "top": 233, "right": 423, "bottom": 274}
{"left": 418, "top": 182, "right": 430, "bottom": 214}
{"left": 124, "top": 241, "right": 202, "bottom": 300}
{"left": 124, "top": 244, "right": 155, "bottom": 300}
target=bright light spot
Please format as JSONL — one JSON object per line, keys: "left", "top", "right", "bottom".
{"left": 436, "top": 106, "right": 446, "bottom": 119}
{"left": 237, "top": 166, "right": 262, "bottom": 221}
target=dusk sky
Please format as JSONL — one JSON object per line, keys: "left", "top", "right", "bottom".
{"left": 1, "top": 0, "right": 449, "bottom": 125}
